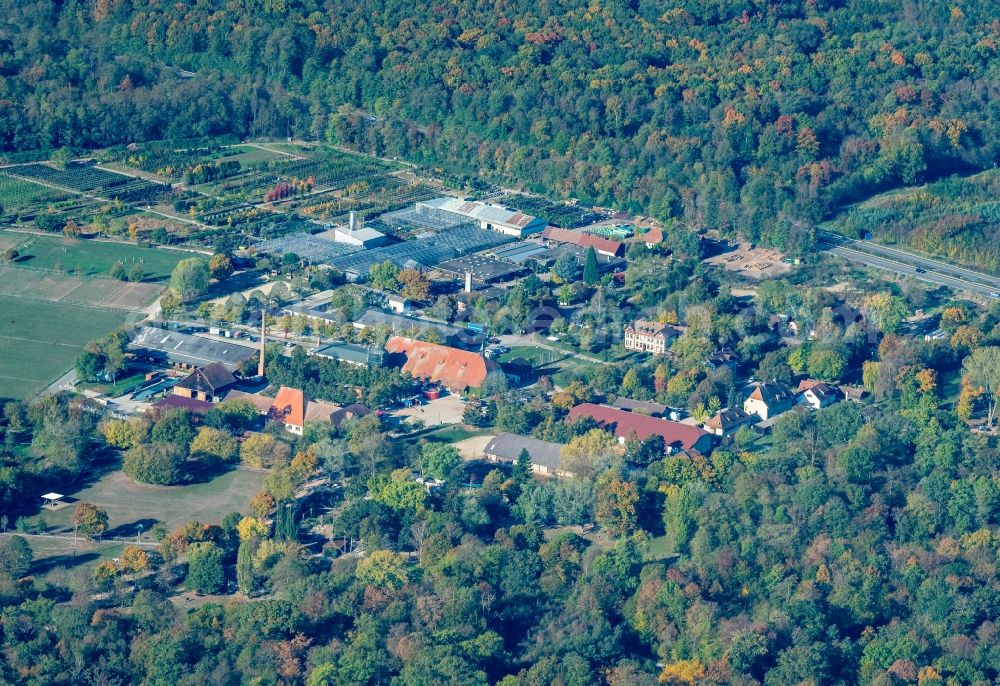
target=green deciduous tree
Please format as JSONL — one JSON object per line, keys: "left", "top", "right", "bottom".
{"left": 356, "top": 549, "right": 409, "bottom": 590}
{"left": 421, "top": 442, "right": 462, "bottom": 481}
{"left": 368, "top": 259, "right": 399, "bottom": 291}
{"left": 208, "top": 253, "right": 233, "bottom": 280}
{"left": 240, "top": 432, "right": 291, "bottom": 468}
{"left": 159, "top": 288, "right": 182, "bottom": 316}
{"left": 962, "top": 346, "right": 1000, "bottom": 427}
{"left": 368, "top": 472, "right": 427, "bottom": 512}
{"left": 595, "top": 469, "right": 638, "bottom": 538}
{"left": 170, "top": 257, "right": 210, "bottom": 301}
{"left": 184, "top": 541, "right": 225, "bottom": 594}
{"left": 807, "top": 347, "right": 848, "bottom": 382}
{"left": 123, "top": 443, "right": 186, "bottom": 485}
{"left": 560, "top": 429, "right": 618, "bottom": 479}
{"left": 72, "top": 502, "right": 109, "bottom": 539}
{"left": 189, "top": 426, "right": 238, "bottom": 461}
{"left": 0, "top": 535, "right": 31, "bottom": 578}
{"left": 150, "top": 408, "right": 195, "bottom": 450}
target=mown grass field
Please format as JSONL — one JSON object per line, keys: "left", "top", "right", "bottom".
{"left": 27, "top": 467, "right": 266, "bottom": 536}
{"left": 497, "top": 345, "right": 601, "bottom": 387}
{"left": 0, "top": 296, "right": 132, "bottom": 399}
{"left": 2, "top": 231, "right": 186, "bottom": 281}
{"left": 9, "top": 467, "right": 264, "bottom": 575}
{"left": 0, "top": 534, "right": 129, "bottom": 577}
{"left": 219, "top": 145, "right": 293, "bottom": 165}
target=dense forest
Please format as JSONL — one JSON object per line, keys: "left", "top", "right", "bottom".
{"left": 3, "top": 0, "right": 1000, "bottom": 251}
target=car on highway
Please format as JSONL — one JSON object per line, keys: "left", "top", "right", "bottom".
{"left": 991, "top": 292, "right": 1000, "bottom": 298}
{"left": 914, "top": 266, "right": 926, "bottom": 273}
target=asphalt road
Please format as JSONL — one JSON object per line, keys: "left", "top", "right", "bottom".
{"left": 819, "top": 231, "right": 1000, "bottom": 298}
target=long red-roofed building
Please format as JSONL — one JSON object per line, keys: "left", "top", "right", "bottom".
{"left": 568, "top": 403, "right": 714, "bottom": 454}
{"left": 542, "top": 227, "right": 624, "bottom": 257}
{"left": 385, "top": 336, "right": 498, "bottom": 392}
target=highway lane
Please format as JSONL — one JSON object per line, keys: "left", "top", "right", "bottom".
{"left": 824, "top": 243, "right": 1000, "bottom": 298}
{"left": 817, "top": 230, "right": 1000, "bottom": 289}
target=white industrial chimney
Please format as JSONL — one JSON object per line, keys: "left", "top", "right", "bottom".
{"left": 349, "top": 211, "right": 357, "bottom": 232}
{"left": 465, "top": 271, "right": 472, "bottom": 293}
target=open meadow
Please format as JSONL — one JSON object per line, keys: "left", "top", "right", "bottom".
{"left": 0, "top": 232, "right": 190, "bottom": 281}
{"left": 27, "top": 467, "right": 266, "bottom": 537}
{"left": 0, "top": 297, "right": 133, "bottom": 399}
{"left": 10, "top": 467, "right": 265, "bottom": 575}
{"left": 1, "top": 231, "right": 186, "bottom": 280}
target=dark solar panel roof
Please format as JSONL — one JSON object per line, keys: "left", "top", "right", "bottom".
{"left": 129, "top": 326, "right": 256, "bottom": 369}
{"left": 327, "top": 225, "right": 513, "bottom": 277}
{"left": 256, "top": 233, "right": 362, "bottom": 263}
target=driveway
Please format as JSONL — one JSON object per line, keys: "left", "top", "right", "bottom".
{"left": 453, "top": 434, "right": 495, "bottom": 459}
{"left": 393, "top": 394, "right": 466, "bottom": 426}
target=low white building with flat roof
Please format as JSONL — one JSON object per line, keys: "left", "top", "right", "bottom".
{"left": 417, "top": 197, "right": 546, "bottom": 238}
{"left": 315, "top": 226, "right": 388, "bottom": 249}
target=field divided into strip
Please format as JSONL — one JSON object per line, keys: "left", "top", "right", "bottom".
{"left": 0, "top": 266, "right": 162, "bottom": 310}
{"left": 0, "top": 234, "right": 182, "bottom": 398}
{"left": 0, "top": 297, "right": 134, "bottom": 400}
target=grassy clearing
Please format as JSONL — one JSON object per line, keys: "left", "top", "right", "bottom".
{"left": 219, "top": 146, "right": 291, "bottom": 165}
{"left": 495, "top": 344, "right": 598, "bottom": 386}
{"left": 76, "top": 367, "right": 150, "bottom": 396}
{"left": 496, "top": 346, "right": 564, "bottom": 365}
{"left": 419, "top": 425, "right": 493, "bottom": 444}
{"left": 552, "top": 359, "right": 600, "bottom": 387}
{"left": 0, "top": 534, "right": 128, "bottom": 576}
{"left": 26, "top": 467, "right": 267, "bottom": 535}
{"left": 0, "top": 265, "right": 163, "bottom": 310}
{"left": 0, "top": 296, "right": 134, "bottom": 400}
{"left": 2, "top": 231, "right": 185, "bottom": 280}
{"left": 645, "top": 534, "right": 675, "bottom": 562}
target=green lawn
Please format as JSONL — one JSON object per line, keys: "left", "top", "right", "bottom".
{"left": 0, "top": 534, "right": 129, "bottom": 576}
{"left": 3, "top": 231, "right": 186, "bottom": 281}
{"left": 551, "top": 359, "right": 600, "bottom": 387}
{"left": 495, "top": 345, "right": 597, "bottom": 386}
{"left": 27, "top": 467, "right": 266, "bottom": 536}
{"left": 76, "top": 367, "right": 150, "bottom": 396}
{"left": 0, "top": 297, "right": 134, "bottom": 400}
{"left": 218, "top": 145, "right": 292, "bottom": 165}
{"left": 0, "top": 233, "right": 20, "bottom": 251}
{"left": 645, "top": 534, "right": 675, "bottom": 562}
{"left": 418, "top": 425, "right": 493, "bottom": 444}
{"left": 496, "top": 346, "right": 564, "bottom": 365}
